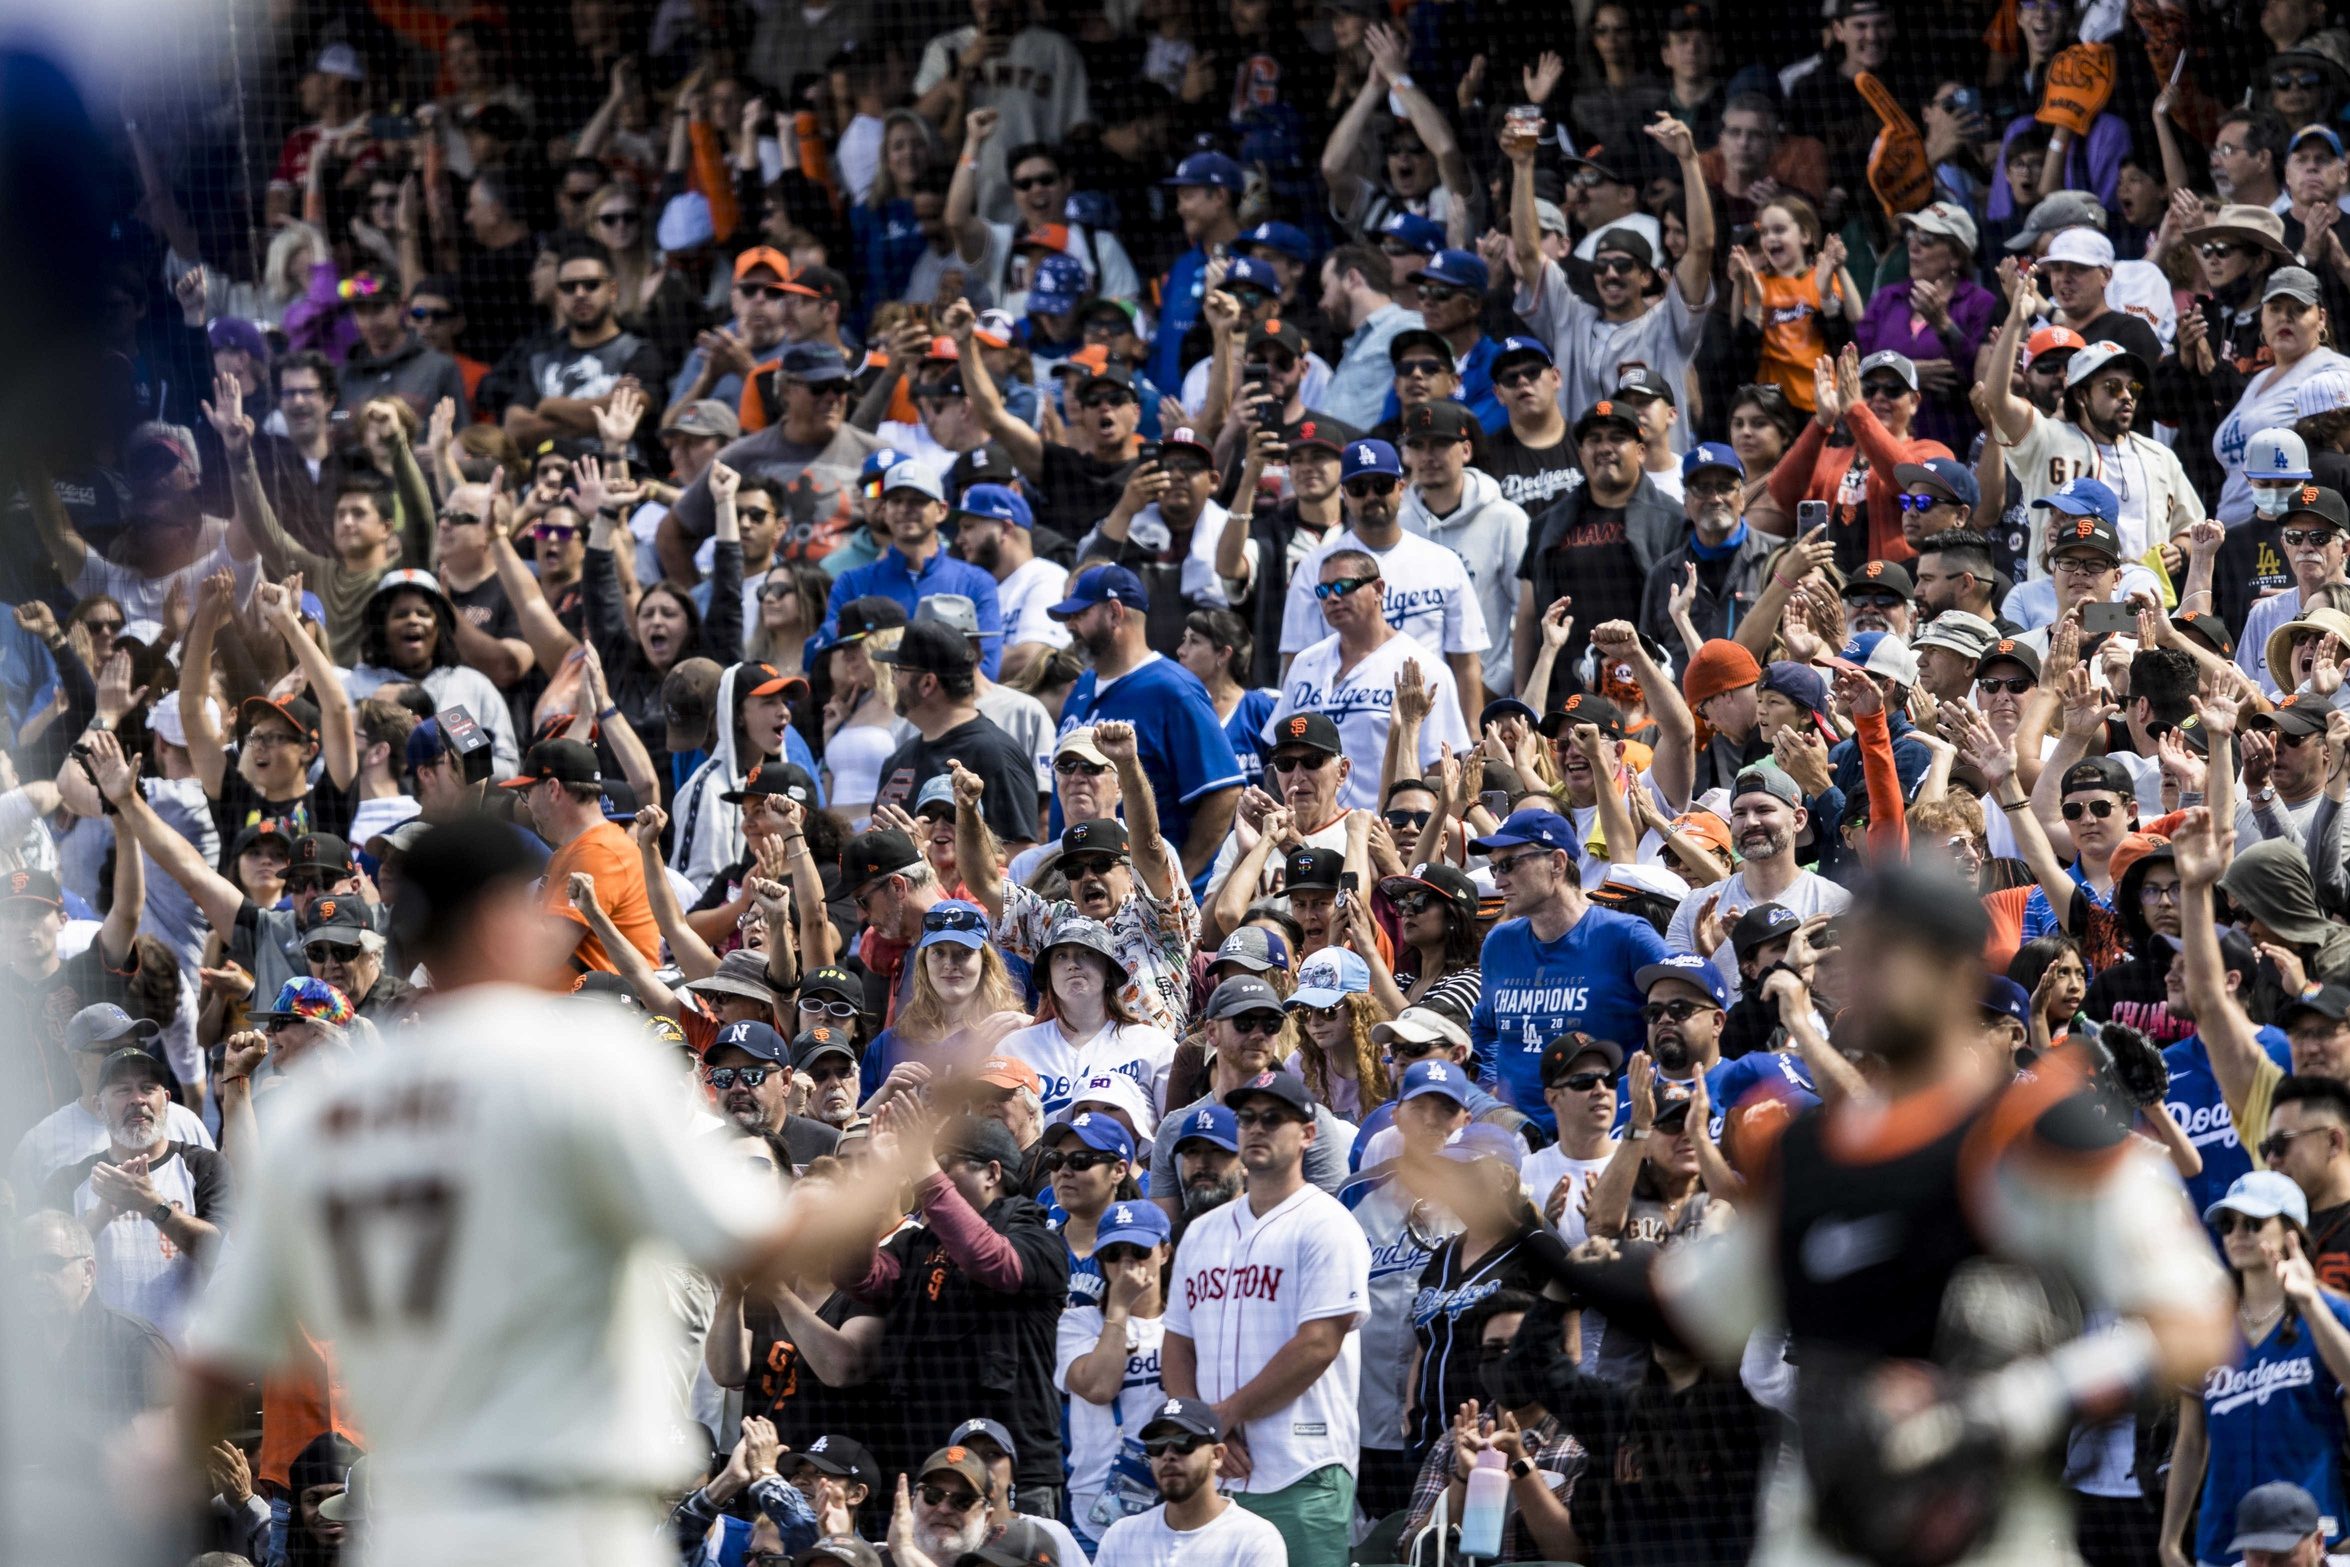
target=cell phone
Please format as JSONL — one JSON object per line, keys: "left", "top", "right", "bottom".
{"left": 1242, "top": 359, "right": 1271, "bottom": 388}
{"left": 1135, "top": 441, "right": 1161, "bottom": 465}
{"left": 1340, "top": 871, "right": 1359, "bottom": 894}
{"left": 2080, "top": 600, "right": 2137, "bottom": 635}
{"left": 1813, "top": 922, "right": 1841, "bottom": 949}
{"left": 1797, "top": 500, "right": 1829, "bottom": 533}
{"left": 1730, "top": 223, "right": 1758, "bottom": 250}
{"left": 1946, "top": 86, "right": 1981, "bottom": 119}
{"left": 1479, "top": 788, "right": 1510, "bottom": 818}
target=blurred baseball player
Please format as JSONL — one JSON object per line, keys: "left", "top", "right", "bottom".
{"left": 180, "top": 816, "right": 814, "bottom": 1567}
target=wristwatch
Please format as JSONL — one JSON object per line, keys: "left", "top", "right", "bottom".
{"left": 1508, "top": 1458, "right": 1537, "bottom": 1482}
{"left": 1627, "top": 1127, "right": 1651, "bottom": 1141}
{"left": 150, "top": 1201, "right": 173, "bottom": 1226}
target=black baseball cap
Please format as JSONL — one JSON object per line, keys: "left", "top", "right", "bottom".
{"left": 796, "top": 1434, "right": 883, "bottom": 1495}
{"left": 722, "top": 761, "right": 819, "bottom": 806}
{"left": 2287, "top": 484, "right": 2350, "bottom": 530}
{"left": 498, "top": 738, "right": 602, "bottom": 790}
{"left": 792, "top": 1024, "right": 858, "bottom": 1069}
{"left": 1730, "top": 901, "right": 1803, "bottom": 956}
{"left": 1402, "top": 400, "right": 1479, "bottom": 443}
{"left": 2171, "top": 610, "right": 2237, "bottom": 658}
{"left": 871, "top": 620, "right": 976, "bottom": 675}
{"left": 298, "top": 894, "right": 370, "bottom": 943}
{"left": 1538, "top": 691, "right": 1628, "bottom": 739}
{"left": 1285, "top": 847, "right": 1344, "bottom": 891}
{"left": 2254, "top": 692, "right": 2330, "bottom": 737}
{"left": 1265, "top": 711, "right": 1343, "bottom": 757}
{"left": 1540, "top": 1030, "right": 1624, "bottom": 1080}
{"left": 840, "top": 828, "right": 921, "bottom": 889}
{"left": 1061, "top": 819, "right": 1131, "bottom": 859}
{"left": 1974, "top": 638, "right": 2042, "bottom": 680}
{"left": 1841, "top": 560, "right": 1915, "bottom": 600}
{"left": 2059, "top": 756, "right": 2134, "bottom": 797}
{"left": 800, "top": 965, "right": 862, "bottom": 1005}
{"left": 1222, "top": 1068, "right": 1316, "bottom": 1117}
{"left": 288, "top": 833, "right": 355, "bottom": 876}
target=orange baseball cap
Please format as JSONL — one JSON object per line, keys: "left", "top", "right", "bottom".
{"left": 733, "top": 246, "right": 794, "bottom": 283}
{"left": 975, "top": 1055, "right": 1043, "bottom": 1094}
{"left": 1016, "top": 223, "right": 1071, "bottom": 253}
{"left": 2025, "top": 324, "right": 2087, "bottom": 363}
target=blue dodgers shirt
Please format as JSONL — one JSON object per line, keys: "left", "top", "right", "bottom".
{"left": 1054, "top": 655, "right": 1246, "bottom": 897}
{"left": 1472, "top": 907, "right": 1671, "bottom": 1138}
{"left": 2165, "top": 1026, "right": 2294, "bottom": 1226}
{"left": 810, "top": 546, "right": 1006, "bottom": 677}
{"left": 1226, "top": 688, "right": 1278, "bottom": 789}
{"left": 2195, "top": 1292, "right": 2350, "bottom": 1566}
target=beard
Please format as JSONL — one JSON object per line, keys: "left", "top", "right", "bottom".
{"left": 915, "top": 1514, "right": 989, "bottom": 1560}
{"left": 1183, "top": 1171, "right": 1243, "bottom": 1217}
{"left": 1155, "top": 1464, "right": 1211, "bottom": 1505}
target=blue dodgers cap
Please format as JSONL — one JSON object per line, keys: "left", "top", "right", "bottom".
{"left": 708, "top": 1018, "right": 791, "bottom": 1064}
{"left": 1289, "top": 946, "right": 1371, "bottom": 1009}
{"left": 1139, "top": 1395, "right": 1223, "bottom": 1441}
{"left": 1223, "top": 255, "right": 1282, "bottom": 295}
{"left": 1047, "top": 563, "right": 1150, "bottom": 619}
{"left": 1171, "top": 1102, "right": 1240, "bottom": 1152}
{"left": 2031, "top": 474, "right": 2120, "bottom": 524}
{"left": 915, "top": 899, "right": 991, "bottom": 950}
{"left": 1048, "top": 1109, "right": 1137, "bottom": 1161}
{"left": 955, "top": 482, "right": 1033, "bottom": 529}
{"left": 1095, "top": 1199, "right": 1173, "bottom": 1251}
{"left": 861, "top": 446, "right": 905, "bottom": 483}
{"left": 2228, "top": 1481, "right": 2325, "bottom": 1556}
{"left": 1439, "top": 1121, "right": 1526, "bottom": 1171}
{"left": 1164, "top": 150, "right": 1246, "bottom": 192}
{"left": 1682, "top": 441, "right": 1744, "bottom": 481}
{"left": 405, "top": 717, "right": 449, "bottom": 770}
{"left": 1895, "top": 455, "right": 1980, "bottom": 510}
{"left": 1419, "top": 248, "right": 1491, "bottom": 292}
{"left": 1492, "top": 334, "right": 1554, "bottom": 373}
{"left": 1379, "top": 211, "right": 1445, "bottom": 255}
{"left": 1240, "top": 220, "right": 1315, "bottom": 260}
{"left": 1468, "top": 807, "right": 1579, "bottom": 856}
{"left": 1339, "top": 438, "right": 1403, "bottom": 480}
{"left": 1399, "top": 1058, "right": 1473, "bottom": 1106}
{"left": 1980, "top": 975, "right": 2032, "bottom": 1026}
{"left": 1027, "top": 252, "right": 1090, "bottom": 315}
{"left": 1633, "top": 951, "right": 1732, "bottom": 1008}
{"left": 779, "top": 342, "right": 852, "bottom": 384}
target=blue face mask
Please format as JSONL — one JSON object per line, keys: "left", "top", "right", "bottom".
{"left": 2255, "top": 486, "right": 2299, "bottom": 519}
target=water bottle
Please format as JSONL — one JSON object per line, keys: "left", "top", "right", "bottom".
{"left": 1458, "top": 1447, "right": 1508, "bottom": 1559}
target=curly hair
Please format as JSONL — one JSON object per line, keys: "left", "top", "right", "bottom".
{"left": 1295, "top": 992, "right": 1391, "bottom": 1110}
{"left": 897, "top": 940, "right": 1024, "bottom": 1046}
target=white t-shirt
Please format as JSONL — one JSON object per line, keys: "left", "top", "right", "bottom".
{"left": 1278, "top": 527, "right": 1492, "bottom": 663}
{"left": 978, "top": 682, "right": 1057, "bottom": 796}
{"left": 999, "top": 555, "right": 1074, "bottom": 651}
{"left": 1663, "top": 867, "right": 1851, "bottom": 1004}
{"left": 995, "top": 1019, "right": 1177, "bottom": 1120}
{"left": 1055, "top": 1307, "right": 1168, "bottom": 1532}
{"left": 185, "top": 986, "right": 782, "bottom": 1505}
{"left": 10, "top": 1097, "right": 212, "bottom": 1203}
{"left": 72, "top": 519, "right": 263, "bottom": 627}
{"left": 1522, "top": 1143, "right": 1616, "bottom": 1247}
{"left": 1092, "top": 1497, "right": 1289, "bottom": 1567}
{"left": 1265, "top": 631, "right": 1471, "bottom": 810}
{"left": 1201, "top": 808, "right": 1357, "bottom": 911}
{"left": 1162, "top": 1182, "right": 1370, "bottom": 1492}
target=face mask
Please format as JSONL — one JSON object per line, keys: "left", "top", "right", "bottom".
{"left": 2254, "top": 487, "right": 2298, "bottom": 519}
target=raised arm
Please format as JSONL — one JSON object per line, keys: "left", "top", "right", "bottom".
{"left": 951, "top": 762, "right": 1007, "bottom": 922}
{"left": 1646, "top": 115, "right": 1713, "bottom": 310}
{"left": 1575, "top": 724, "right": 1641, "bottom": 867}
{"left": 178, "top": 569, "right": 236, "bottom": 797}
{"left": 1366, "top": 26, "right": 1472, "bottom": 243}
{"left": 1320, "top": 32, "right": 1393, "bottom": 202}
{"left": 945, "top": 109, "right": 999, "bottom": 265}
{"left": 1594, "top": 620, "right": 1692, "bottom": 809}
{"left": 2171, "top": 805, "right": 2271, "bottom": 1119}
{"left": 19, "top": 459, "right": 90, "bottom": 582}
{"left": 1503, "top": 120, "right": 1544, "bottom": 294}
{"left": 1952, "top": 700, "right": 2079, "bottom": 931}
{"left": 942, "top": 300, "right": 1044, "bottom": 479}
{"left": 1983, "top": 259, "right": 2043, "bottom": 447}
{"left": 581, "top": 645, "right": 658, "bottom": 811}
{"left": 1093, "top": 720, "right": 1174, "bottom": 901}
{"left": 629, "top": 804, "right": 722, "bottom": 981}
{"left": 567, "top": 862, "right": 692, "bottom": 1010}
{"left": 257, "top": 577, "right": 356, "bottom": 790}
{"left": 84, "top": 734, "right": 145, "bottom": 969}
{"left": 94, "top": 733, "right": 246, "bottom": 936}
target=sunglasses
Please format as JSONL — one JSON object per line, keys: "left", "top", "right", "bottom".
{"left": 1271, "top": 752, "right": 1331, "bottom": 773}
{"left": 1496, "top": 365, "right": 1548, "bottom": 390}
{"left": 1976, "top": 675, "right": 2034, "bottom": 695}
{"left": 1299, "top": 1003, "right": 1347, "bottom": 1023}
{"left": 1228, "top": 1012, "right": 1286, "bottom": 1037}
{"left": 1012, "top": 172, "right": 1063, "bottom": 191}
{"left": 2284, "top": 528, "right": 2341, "bottom": 547}
{"left": 1314, "top": 575, "right": 1381, "bottom": 600}
{"left": 2210, "top": 1210, "right": 2273, "bottom": 1236}
{"left": 2273, "top": 69, "right": 2327, "bottom": 89}
{"left": 1232, "top": 1107, "right": 1304, "bottom": 1129}
{"left": 1860, "top": 379, "right": 1911, "bottom": 399}
{"left": 1896, "top": 492, "right": 1946, "bottom": 513}
{"left": 1395, "top": 358, "right": 1451, "bottom": 378}
{"left": 2091, "top": 379, "right": 2144, "bottom": 400}
{"left": 738, "top": 283, "right": 794, "bottom": 302}
{"left": 1062, "top": 854, "right": 1123, "bottom": 879}
{"left": 919, "top": 1486, "right": 984, "bottom": 1512}
{"left": 1487, "top": 850, "right": 1551, "bottom": 878}
{"left": 2278, "top": 728, "right": 2321, "bottom": 748}
{"left": 1042, "top": 1148, "right": 1124, "bottom": 1174}
{"left": 737, "top": 506, "right": 778, "bottom": 524}
{"left": 439, "top": 509, "right": 485, "bottom": 527}
{"left": 1080, "top": 392, "right": 1136, "bottom": 409}
{"left": 1343, "top": 477, "right": 1399, "bottom": 498}
{"left": 806, "top": 1059, "right": 857, "bottom": 1084}
{"left": 1390, "top": 890, "right": 1441, "bottom": 914}
{"left": 1846, "top": 591, "right": 1903, "bottom": 610}
{"left": 409, "top": 305, "right": 458, "bottom": 322}
{"left": 1547, "top": 1070, "right": 1611, "bottom": 1092}
{"left": 706, "top": 1065, "right": 774, "bottom": 1090}
{"left": 1054, "top": 757, "right": 1110, "bottom": 776}
{"left": 1591, "top": 256, "right": 1641, "bottom": 277}
{"left": 532, "top": 523, "right": 579, "bottom": 542}
{"left": 1642, "top": 999, "right": 1718, "bottom": 1023}
{"left": 556, "top": 278, "right": 606, "bottom": 296}
{"left": 1413, "top": 282, "right": 1469, "bottom": 303}
{"left": 307, "top": 942, "right": 364, "bottom": 964}
{"left": 2260, "top": 1127, "right": 2330, "bottom": 1161}
{"left": 2060, "top": 799, "right": 2118, "bottom": 820}
{"left": 1143, "top": 1435, "right": 1210, "bottom": 1457}
{"left": 81, "top": 617, "right": 124, "bottom": 634}
{"left": 2196, "top": 242, "right": 2251, "bottom": 261}
{"left": 1386, "top": 809, "right": 1433, "bottom": 830}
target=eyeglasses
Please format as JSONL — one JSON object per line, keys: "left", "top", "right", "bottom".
{"left": 244, "top": 730, "right": 306, "bottom": 752}
{"left": 2060, "top": 799, "right": 2118, "bottom": 820}
{"left": 1143, "top": 1434, "right": 1210, "bottom": 1456}
{"left": 2273, "top": 69, "right": 2328, "bottom": 89}
{"left": 2050, "top": 555, "right": 2112, "bottom": 576}
{"left": 1042, "top": 1148, "right": 1124, "bottom": 1174}
{"left": 1227, "top": 1012, "right": 1286, "bottom": 1037}
{"left": 1011, "top": 172, "right": 1063, "bottom": 191}
{"left": 1488, "top": 850, "right": 1551, "bottom": 878}
{"left": 1314, "top": 575, "right": 1380, "bottom": 600}
{"left": 1053, "top": 757, "right": 1110, "bottom": 777}
{"left": 2196, "top": 241, "right": 2251, "bottom": 262}
{"left": 2284, "top": 528, "right": 2342, "bottom": 547}
{"left": 705, "top": 1065, "right": 774, "bottom": 1090}
{"left": 1343, "top": 477, "right": 1399, "bottom": 498}
{"left": 1271, "top": 752, "right": 1331, "bottom": 773}
{"left": 307, "top": 942, "right": 363, "bottom": 964}
{"left": 1496, "top": 365, "right": 1548, "bottom": 390}
{"left": 1547, "top": 1070, "right": 1611, "bottom": 1092}
{"left": 81, "top": 617, "right": 124, "bottom": 634}
{"left": 2260, "top": 1126, "right": 2333, "bottom": 1161}
{"left": 1061, "top": 854, "right": 1123, "bottom": 880}
{"left": 1394, "top": 358, "right": 1450, "bottom": 377}
{"left": 1591, "top": 257, "right": 1641, "bottom": 277}
{"left": 919, "top": 1485, "right": 984, "bottom": 1512}
{"left": 1896, "top": 491, "right": 1946, "bottom": 513}
{"left": 1976, "top": 675, "right": 2034, "bottom": 695}
{"left": 1232, "top": 1107, "right": 1303, "bottom": 1129}
{"left": 1642, "top": 999, "right": 1718, "bottom": 1024}
{"left": 556, "top": 278, "right": 606, "bottom": 296}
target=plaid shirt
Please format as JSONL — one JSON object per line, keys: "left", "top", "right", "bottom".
{"left": 1405, "top": 1413, "right": 1587, "bottom": 1562}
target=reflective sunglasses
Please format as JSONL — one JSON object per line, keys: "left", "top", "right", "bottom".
{"left": 923, "top": 906, "right": 987, "bottom": 934}
{"left": 705, "top": 1065, "right": 774, "bottom": 1090}
{"left": 919, "top": 1485, "right": 984, "bottom": 1511}
{"left": 2273, "top": 69, "right": 2328, "bottom": 89}
{"left": 1385, "top": 810, "right": 1433, "bottom": 830}
{"left": 1054, "top": 757, "right": 1110, "bottom": 776}
{"left": 1976, "top": 676, "right": 2034, "bottom": 695}
{"left": 1642, "top": 999, "right": 1718, "bottom": 1023}
{"left": 1042, "top": 1148, "right": 1124, "bottom": 1174}
{"left": 1896, "top": 491, "right": 1945, "bottom": 513}
{"left": 2196, "top": 241, "right": 2251, "bottom": 261}
{"left": 532, "top": 523, "right": 579, "bottom": 542}
{"left": 2060, "top": 799, "right": 2118, "bottom": 820}
{"left": 2284, "top": 528, "right": 2341, "bottom": 547}
{"left": 1314, "top": 574, "right": 1381, "bottom": 600}
{"left": 1546, "top": 1069, "right": 1611, "bottom": 1092}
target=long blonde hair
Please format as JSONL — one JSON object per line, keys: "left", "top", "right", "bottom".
{"left": 590, "top": 181, "right": 653, "bottom": 314}
{"left": 897, "top": 939, "right": 1023, "bottom": 1046}
{"left": 265, "top": 222, "right": 328, "bottom": 308}
{"left": 1296, "top": 992, "right": 1391, "bottom": 1109}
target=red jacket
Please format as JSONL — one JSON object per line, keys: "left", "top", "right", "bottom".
{"left": 1767, "top": 402, "right": 1952, "bottom": 568}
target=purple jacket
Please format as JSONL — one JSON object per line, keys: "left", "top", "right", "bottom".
{"left": 1854, "top": 276, "right": 1999, "bottom": 453}
{"left": 1988, "top": 111, "right": 2129, "bottom": 220}
{"left": 280, "top": 262, "right": 358, "bottom": 363}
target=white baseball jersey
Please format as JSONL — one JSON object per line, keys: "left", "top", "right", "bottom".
{"left": 185, "top": 985, "right": 783, "bottom": 1542}
{"left": 1263, "top": 631, "right": 1472, "bottom": 812}
{"left": 1162, "top": 1183, "right": 1370, "bottom": 1492}
{"left": 1092, "top": 1496, "right": 1291, "bottom": 1567}
{"left": 996, "top": 1019, "right": 1176, "bottom": 1121}
{"left": 1277, "top": 526, "right": 1492, "bottom": 661}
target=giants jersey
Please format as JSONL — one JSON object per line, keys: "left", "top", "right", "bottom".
{"left": 1163, "top": 1183, "right": 1369, "bottom": 1492}
{"left": 187, "top": 986, "right": 783, "bottom": 1509}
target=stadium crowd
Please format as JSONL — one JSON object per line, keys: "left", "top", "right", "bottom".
{"left": 39, "top": 0, "right": 2350, "bottom": 1562}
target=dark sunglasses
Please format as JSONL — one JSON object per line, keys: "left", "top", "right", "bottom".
{"left": 1343, "top": 477, "right": 1399, "bottom": 498}
{"left": 1062, "top": 854, "right": 1123, "bottom": 880}
{"left": 1079, "top": 391, "right": 1136, "bottom": 410}
{"left": 2060, "top": 799, "right": 2119, "bottom": 820}
{"left": 1394, "top": 357, "right": 1451, "bottom": 377}
{"left": 1055, "top": 757, "right": 1110, "bottom": 776}
{"left": 1228, "top": 1012, "right": 1286, "bottom": 1037}
{"left": 736, "top": 506, "right": 779, "bottom": 524}
{"left": 1896, "top": 491, "right": 1946, "bottom": 513}
{"left": 919, "top": 1485, "right": 984, "bottom": 1511}
{"left": 532, "top": 523, "right": 579, "bottom": 542}
{"left": 1390, "top": 890, "right": 1440, "bottom": 914}
{"left": 81, "top": 617, "right": 124, "bottom": 634}
{"left": 2274, "top": 68, "right": 2328, "bottom": 89}
{"left": 594, "top": 210, "right": 641, "bottom": 227}
{"left": 307, "top": 942, "right": 364, "bottom": 964}
{"left": 1385, "top": 809, "right": 1433, "bottom": 830}
{"left": 1042, "top": 1148, "right": 1124, "bottom": 1174}
{"left": 1591, "top": 256, "right": 1642, "bottom": 276}
{"left": 1271, "top": 752, "right": 1331, "bottom": 773}
{"left": 1546, "top": 1069, "right": 1611, "bottom": 1092}
{"left": 1977, "top": 675, "right": 2034, "bottom": 695}
{"left": 1012, "top": 172, "right": 1063, "bottom": 191}
{"left": 1642, "top": 999, "right": 1718, "bottom": 1023}
{"left": 2211, "top": 1210, "right": 2272, "bottom": 1236}
{"left": 1143, "top": 1434, "right": 1210, "bottom": 1457}
{"left": 1412, "top": 282, "right": 1468, "bottom": 302}
{"left": 2197, "top": 242, "right": 2251, "bottom": 261}
{"left": 738, "top": 283, "right": 792, "bottom": 302}
{"left": 705, "top": 1065, "right": 774, "bottom": 1090}
{"left": 1860, "top": 378, "right": 1911, "bottom": 399}
{"left": 556, "top": 278, "right": 606, "bottom": 295}
{"left": 2284, "top": 528, "right": 2341, "bottom": 547}
{"left": 439, "top": 509, "right": 485, "bottom": 527}
{"left": 283, "top": 872, "right": 340, "bottom": 893}
{"left": 1314, "top": 574, "right": 1380, "bottom": 600}
{"left": 2260, "top": 1127, "right": 2330, "bottom": 1161}
{"left": 1496, "top": 365, "right": 1548, "bottom": 389}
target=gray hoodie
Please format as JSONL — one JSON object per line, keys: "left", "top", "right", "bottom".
{"left": 671, "top": 661, "right": 752, "bottom": 898}
{"left": 1400, "top": 467, "right": 1530, "bottom": 697}
{"left": 2219, "top": 837, "right": 2350, "bottom": 1019}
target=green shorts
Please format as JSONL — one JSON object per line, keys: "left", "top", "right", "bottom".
{"left": 1235, "top": 1464, "right": 1357, "bottom": 1567}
